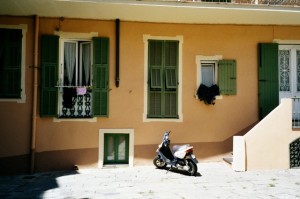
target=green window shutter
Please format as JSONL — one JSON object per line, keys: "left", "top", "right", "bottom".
{"left": 150, "top": 68, "right": 162, "bottom": 89}
{"left": 0, "top": 29, "right": 22, "bottom": 98}
{"left": 165, "top": 68, "right": 177, "bottom": 89}
{"left": 218, "top": 60, "right": 236, "bottom": 95}
{"left": 165, "top": 41, "right": 178, "bottom": 89}
{"left": 93, "top": 37, "right": 109, "bottom": 117}
{"left": 148, "top": 40, "right": 163, "bottom": 118}
{"left": 164, "top": 41, "right": 178, "bottom": 118}
{"left": 40, "top": 35, "right": 59, "bottom": 117}
{"left": 164, "top": 92, "right": 177, "bottom": 118}
{"left": 258, "top": 43, "right": 279, "bottom": 120}
{"left": 149, "top": 91, "right": 162, "bottom": 117}
{"left": 148, "top": 40, "right": 178, "bottom": 118}
{"left": 149, "top": 40, "right": 163, "bottom": 89}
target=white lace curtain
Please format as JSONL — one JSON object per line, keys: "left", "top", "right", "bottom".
{"left": 64, "top": 42, "right": 76, "bottom": 86}
{"left": 81, "top": 43, "right": 91, "bottom": 86}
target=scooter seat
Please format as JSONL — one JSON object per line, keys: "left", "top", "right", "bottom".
{"left": 172, "top": 144, "right": 190, "bottom": 153}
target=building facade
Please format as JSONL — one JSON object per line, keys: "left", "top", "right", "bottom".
{"left": 1, "top": 0, "right": 300, "bottom": 174}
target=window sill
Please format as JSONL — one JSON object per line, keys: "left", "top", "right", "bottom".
{"left": 0, "top": 96, "right": 26, "bottom": 103}
{"left": 194, "top": 94, "right": 223, "bottom": 100}
{"left": 53, "top": 117, "right": 97, "bottom": 122}
{"left": 143, "top": 114, "right": 183, "bottom": 123}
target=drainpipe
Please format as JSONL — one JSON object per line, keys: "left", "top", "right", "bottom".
{"left": 115, "top": 18, "right": 120, "bottom": 87}
{"left": 30, "top": 15, "right": 39, "bottom": 174}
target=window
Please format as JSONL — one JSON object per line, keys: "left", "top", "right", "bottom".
{"left": 98, "top": 129, "right": 134, "bottom": 168}
{"left": 62, "top": 41, "right": 92, "bottom": 87}
{"left": 40, "top": 35, "right": 109, "bottom": 118}
{"left": 147, "top": 40, "right": 179, "bottom": 119}
{"left": 201, "top": 61, "right": 217, "bottom": 87}
{"left": 104, "top": 133, "right": 129, "bottom": 164}
{"left": 196, "top": 55, "right": 237, "bottom": 96}
{"left": 0, "top": 27, "right": 26, "bottom": 102}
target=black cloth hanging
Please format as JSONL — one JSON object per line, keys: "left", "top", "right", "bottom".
{"left": 63, "top": 88, "right": 76, "bottom": 108}
{"left": 197, "top": 84, "right": 220, "bottom": 105}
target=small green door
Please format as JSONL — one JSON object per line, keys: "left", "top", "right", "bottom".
{"left": 104, "top": 134, "right": 129, "bottom": 164}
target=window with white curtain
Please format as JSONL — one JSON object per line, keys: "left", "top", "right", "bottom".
{"left": 62, "top": 40, "right": 92, "bottom": 86}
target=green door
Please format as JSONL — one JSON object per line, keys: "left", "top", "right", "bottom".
{"left": 104, "top": 134, "right": 129, "bottom": 164}
{"left": 258, "top": 43, "right": 279, "bottom": 120}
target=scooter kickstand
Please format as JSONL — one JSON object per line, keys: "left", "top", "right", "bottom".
{"left": 166, "top": 166, "right": 173, "bottom": 174}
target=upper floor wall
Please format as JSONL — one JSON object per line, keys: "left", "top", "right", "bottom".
{"left": 1, "top": 15, "right": 300, "bottom": 155}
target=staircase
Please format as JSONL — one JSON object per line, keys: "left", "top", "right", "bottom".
{"left": 229, "top": 98, "right": 300, "bottom": 171}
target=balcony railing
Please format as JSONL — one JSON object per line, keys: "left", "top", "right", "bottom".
{"left": 174, "top": 0, "right": 300, "bottom": 6}
{"left": 58, "top": 87, "right": 93, "bottom": 118}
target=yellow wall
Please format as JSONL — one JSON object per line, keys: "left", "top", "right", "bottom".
{"left": 1, "top": 16, "right": 300, "bottom": 171}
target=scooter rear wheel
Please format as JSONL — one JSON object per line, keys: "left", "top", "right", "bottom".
{"left": 153, "top": 156, "right": 167, "bottom": 169}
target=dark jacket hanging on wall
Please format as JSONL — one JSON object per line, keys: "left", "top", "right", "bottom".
{"left": 197, "top": 84, "right": 220, "bottom": 105}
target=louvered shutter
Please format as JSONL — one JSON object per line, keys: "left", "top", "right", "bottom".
{"left": 0, "top": 29, "right": 22, "bottom": 98}
{"left": 165, "top": 41, "right": 178, "bottom": 89}
{"left": 93, "top": 37, "right": 109, "bottom": 117}
{"left": 40, "top": 35, "right": 59, "bottom": 117}
{"left": 148, "top": 40, "right": 163, "bottom": 117}
{"left": 164, "top": 41, "right": 178, "bottom": 118}
{"left": 258, "top": 43, "right": 279, "bottom": 120}
{"left": 148, "top": 40, "right": 178, "bottom": 118}
{"left": 218, "top": 60, "right": 236, "bottom": 95}
{"left": 149, "top": 40, "right": 163, "bottom": 89}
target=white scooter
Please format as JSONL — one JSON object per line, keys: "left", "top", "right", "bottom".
{"left": 153, "top": 131, "right": 198, "bottom": 176}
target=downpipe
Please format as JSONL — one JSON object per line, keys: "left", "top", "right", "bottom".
{"left": 115, "top": 18, "right": 120, "bottom": 87}
{"left": 30, "top": 15, "right": 39, "bottom": 174}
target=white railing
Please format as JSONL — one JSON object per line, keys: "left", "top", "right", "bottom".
{"left": 292, "top": 97, "right": 300, "bottom": 128}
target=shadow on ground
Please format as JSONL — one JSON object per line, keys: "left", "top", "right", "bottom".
{"left": 0, "top": 170, "right": 79, "bottom": 199}
{"left": 158, "top": 166, "right": 202, "bottom": 177}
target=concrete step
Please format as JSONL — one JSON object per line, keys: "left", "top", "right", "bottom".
{"left": 223, "top": 157, "right": 233, "bottom": 165}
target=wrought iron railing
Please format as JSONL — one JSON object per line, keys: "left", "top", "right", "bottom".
{"left": 292, "top": 97, "right": 300, "bottom": 128}
{"left": 58, "top": 89, "right": 93, "bottom": 118}
{"left": 174, "top": 0, "right": 300, "bottom": 6}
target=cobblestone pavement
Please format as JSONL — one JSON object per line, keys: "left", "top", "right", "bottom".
{"left": 0, "top": 162, "right": 300, "bottom": 199}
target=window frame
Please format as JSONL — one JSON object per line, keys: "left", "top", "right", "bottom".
{"left": 196, "top": 55, "right": 223, "bottom": 99}
{"left": 143, "top": 35, "right": 183, "bottom": 122}
{"left": 60, "top": 39, "right": 93, "bottom": 87}
{"left": 200, "top": 61, "right": 218, "bottom": 87}
{"left": 0, "top": 24, "right": 27, "bottom": 103}
{"left": 48, "top": 31, "right": 108, "bottom": 122}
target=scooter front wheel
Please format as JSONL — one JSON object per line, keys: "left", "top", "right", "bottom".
{"left": 153, "top": 156, "right": 167, "bottom": 169}
{"left": 187, "top": 159, "right": 198, "bottom": 176}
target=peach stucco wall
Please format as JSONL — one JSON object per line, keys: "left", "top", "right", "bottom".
{"left": 1, "top": 16, "right": 300, "bottom": 171}
{"left": 0, "top": 16, "right": 34, "bottom": 157}
{"left": 36, "top": 19, "right": 264, "bottom": 151}
{"left": 245, "top": 99, "right": 300, "bottom": 170}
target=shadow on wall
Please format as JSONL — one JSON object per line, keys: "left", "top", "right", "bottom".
{"left": 35, "top": 148, "right": 99, "bottom": 173}
{"left": 134, "top": 122, "right": 258, "bottom": 165}
{"left": 0, "top": 154, "right": 30, "bottom": 175}
{"left": 0, "top": 148, "right": 99, "bottom": 175}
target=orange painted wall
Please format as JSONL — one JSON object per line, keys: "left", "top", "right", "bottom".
{"left": 0, "top": 16, "right": 34, "bottom": 157}
{"left": 1, "top": 16, "right": 300, "bottom": 167}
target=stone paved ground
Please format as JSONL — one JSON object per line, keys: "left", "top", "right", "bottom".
{"left": 0, "top": 162, "right": 300, "bottom": 199}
